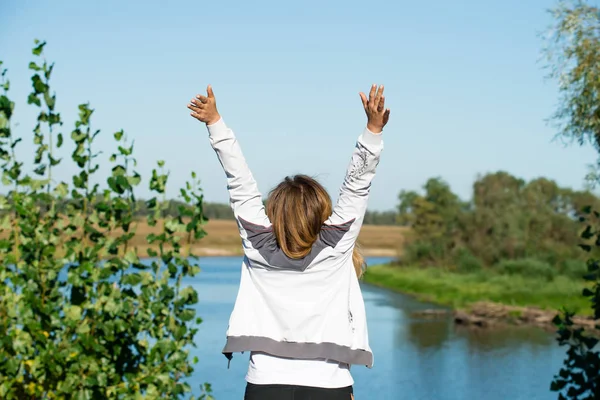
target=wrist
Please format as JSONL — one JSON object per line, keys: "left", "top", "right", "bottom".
{"left": 367, "top": 122, "right": 383, "bottom": 134}
{"left": 206, "top": 114, "right": 221, "bottom": 126}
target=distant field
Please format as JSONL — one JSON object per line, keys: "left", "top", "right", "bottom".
{"left": 0, "top": 217, "right": 407, "bottom": 257}
{"left": 131, "top": 219, "right": 407, "bottom": 257}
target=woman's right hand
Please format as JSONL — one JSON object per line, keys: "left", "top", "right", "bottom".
{"left": 188, "top": 85, "right": 221, "bottom": 125}
{"left": 359, "top": 84, "right": 390, "bottom": 133}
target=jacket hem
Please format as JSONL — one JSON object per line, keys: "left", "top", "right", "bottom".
{"left": 222, "top": 335, "right": 373, "bottom": 368}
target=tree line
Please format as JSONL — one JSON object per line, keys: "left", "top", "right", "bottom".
{"left": 396, "top": 171, "right": 599, "bottom": 279}
{"left": 54, "top": 198, "right": 399, "bottom": 225}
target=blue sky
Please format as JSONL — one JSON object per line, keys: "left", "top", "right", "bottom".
{"left": 1, "top": 0, "right": 597, "bottom": 211}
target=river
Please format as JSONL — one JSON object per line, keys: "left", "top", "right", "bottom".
{"left": 186, "top": 256, "right": 566, "bottom": 400}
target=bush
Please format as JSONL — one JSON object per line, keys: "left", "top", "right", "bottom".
{"left": 403, "top": 241, "right": 446, "bottom": 265}
{"left": 497, "top": 258, "right": 556, "bottom": 281}
{"left": 0, "top": 42, "right": 212, "bottom": 399}
{"left": 558, "top": 259, "right": 587, "bottom": 279}
{"left": 454, "top": 248, "right": 483, "bottom": 273}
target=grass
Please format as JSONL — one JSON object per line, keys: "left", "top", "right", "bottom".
{"left": 363, "top": 264, "right": 592, "bottom": 315}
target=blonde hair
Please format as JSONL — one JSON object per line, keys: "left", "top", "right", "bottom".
{"left": 266, "top": 175, "right": 366, "bottom": 278}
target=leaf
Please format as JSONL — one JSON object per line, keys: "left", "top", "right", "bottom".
{"left": 553, "top": 314, "right": 563, "bottom": 326}
{"left": 111, "top": 165, "right": 126, "bottom": 177}
{"left": 178, "top": 308, "right": 196, "bottom": 321}
{"left": 118, "top": 145, "right": 132, "bottom": 156}
{"left": 32, "top": 40, "right": 47, "bottom": 55}
{"left": 122, "top": 273, "right": 142, "bottom": 286}
{"left": 28, "top": 62, "right": 41, "bottom": 71}
{"left": 581, "top": 225, "right": 594, "bottom": 239}
{"left": 124, "top": 250, "right": 139, "bottom": 265}
{"left": 113, "top": 130, "right": 124, "bottom": 141}
{"left": 128, "top": 172, "right": 141, "bottom": 187}
{"left": 146, "top": 197, "right": 157, "bottom": 208}
{"left": 579, "top": 244, "right": 592, "bottom": 252}
{"left": 27, "top": 93, "right": 41, "bottom": 107}
{"left": 75, "top": 388, "right": 91, "bottom": 400}
{"left": 550, "top": 378, "right": 567, "bottom": 391}
{"left": 582, "top": 205, "right": 592, "bottom": 214}
{"left": 31, "top": 74, "right": 47, "bottom": 94}
{"left": 65, "top": 305, "right": 82, "bottom": 321}
{"left": 44, "top": 62, "right": 54, "bottom": 80}
{"left": 582, "top": 288, "right": 594, "bottom": 297}
{"left": 44, "top": 91, "right": 55, "bottom": 110}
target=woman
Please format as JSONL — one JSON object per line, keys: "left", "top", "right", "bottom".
{"left": 188, "top": 84, "right": 390, "bottom": 400}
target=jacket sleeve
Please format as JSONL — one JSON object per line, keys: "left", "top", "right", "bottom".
{"left": 325, "top": 127, "right": 384, "bottom": 254}
{"left": 206, "top": 118, "right": 270, "bottom": 234}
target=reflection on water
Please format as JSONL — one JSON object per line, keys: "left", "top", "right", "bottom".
{"left": 188, "top": 257, "right": 565, "bottom": 400}
{"left": 406, "top": 319, "right": 452, "bottom": 350}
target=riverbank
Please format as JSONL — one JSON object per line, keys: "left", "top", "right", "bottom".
{"left": 364, "top": 264, "right": 599, "bottom": 333}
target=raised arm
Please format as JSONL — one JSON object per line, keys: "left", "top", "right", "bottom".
{"left": 325, "top": 84, "right": 390, "bottom": 253}
{"left": 188, "top": 86, "right": 269, "bottom": 229}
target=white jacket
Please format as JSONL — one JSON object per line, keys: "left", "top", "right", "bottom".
{"left": 206, "top": 118, "right": 384, "bottom": 368}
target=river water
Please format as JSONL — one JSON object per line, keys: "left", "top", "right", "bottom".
{"left": 186, "top": 257, "right": 566, "bottom": 400}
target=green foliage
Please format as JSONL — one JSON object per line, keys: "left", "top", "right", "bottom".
{"left": 543, "top": 2, "right": 600, "bottom": 398}
{"left": 559, "top": 259, "right": 588, "bottom": 280}
{"left": 551, "top": 207, "right": 600, "bottom": 399}
{"left": 497, "top": 258, "right": 557, "bottom": 282}
{"left": 363, "top": 265, "right": 589, "bottom": 312}
{"left": 398, "top": 172, "right": 593, "bottom": 271}
{"left": 545, "top": 0, "right": 600, "bottom": 151}
{"left": 454, "top": 248, "right": 483, "bottom": 274}
{"left": 0, "top": 42, "right": 211, "bottom": 399}
{"left": 131, "top": 200, "right": 234, "bottom": 221}
{"left": 398, "top": 177, "right": 465, "bottom": 263}
{"left": 403, "top": 241, "right": 446, "bottom": 264}
{"left": 363, "top": 210, "right": 398, "bottom": 225}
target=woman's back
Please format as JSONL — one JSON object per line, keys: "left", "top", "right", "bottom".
{"left": 225, "top": 241, "right": 371, "bottom": 366}
{"left": 187, "top": 83, "right": 390, "bottom": 399}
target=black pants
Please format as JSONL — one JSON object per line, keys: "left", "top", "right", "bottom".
{"left": 244, "top": 383, "right": 354, "bottom": 400}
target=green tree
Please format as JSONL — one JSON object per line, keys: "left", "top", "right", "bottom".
{"left": 543, "top": 1, "right": 600, "bottom": 398}
{"left": 397, "top": 177, "right": 464, "bottom": 264}
{"left": 363, "top": 210, "right": 398, "bottom": 225}
{"left": 397, "top": 170, "right": 592, "bottom": 272}
{"left": 0, "top": 41, "right": 212, "bottom": 399}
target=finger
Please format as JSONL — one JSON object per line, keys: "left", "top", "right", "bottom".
{"left": 191, "top": 98, "right": 206, "bottom": 108}
{"left": 378, "top": 95, "right": 385, "bottom": 112}
{"left": 368, "top": 84, "right": 376, "bottom": 108}
{"left": 207, "top": 85, "right": 215, "bottom": 99}
{"left": 188, "top": 103, "right": 202, "bottom": 112}
{"left": 359, "top": 92, "right": 368, "bottom": 109}
{"left": 195, "top": 94, "right": 209, "bottom": 104}
{"left": 383, "top": 108, "right": 390, "bottom": 124}
{"left": 374, "top": 85, "right": 384, "bottom": 110}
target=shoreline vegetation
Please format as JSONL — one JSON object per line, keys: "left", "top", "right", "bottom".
{"left": 363, "top": 264, "right": 599, "bottom": 334}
